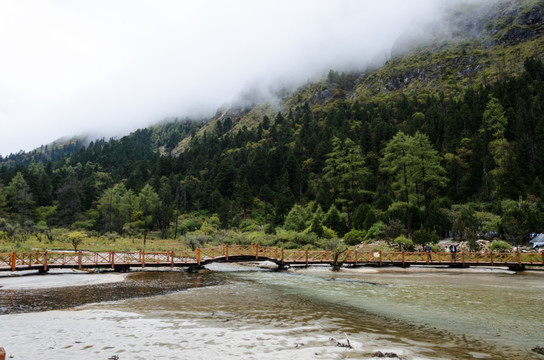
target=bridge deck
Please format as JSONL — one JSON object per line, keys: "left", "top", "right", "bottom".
{"left": 1, "top": 245, "right": 543, "bottom": 272}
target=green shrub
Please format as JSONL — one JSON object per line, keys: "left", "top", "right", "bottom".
{"left": 263, "top": 223, "right": 276, "bottom": 235}
{"left": 284, "top": 204, "right": 311, "bottom": 231}
{"left": 489, "top": 240, "right": 511, "bottom": 252}
{"left": 182, "top": 218, "right": 202, "bottom": 232}
{"left": 239, "top": 220, "right": 259, "bottom": 232}
{"left": 364, "top": 221, "right": 385, "bottom": 242}
{"left": 344, "top": 229, "right": 366, "bottom": 246}
{"left": 412, "top": 228, "right": 439, "bottom": 246}
{"left": 394, "top": 235, "right": 413, "bottom": 250}
{"left": 322, "top": 226, "right": 338, "bottom": 239}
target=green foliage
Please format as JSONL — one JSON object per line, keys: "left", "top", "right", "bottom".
{"left": 323, "top": 204, "right": 348, "bottom": 236}
{"left": 66, "top": 231, "right": 87, "bottom": 251}
{"left": 323, "top": 137, "right": 370, "bottom": 229}
{"left": 489, "top": 240, "right": 511, "bottom": 252}
{"left": 310, "top": 206, "right": 324, "bottom": 237}
{"left": 394, "top": 235, "right": 413, "bottom": 250}
{"left": 411, "top": 228, "right": 439, "bottom": 246}
{"left": 364, "top": 221, "right": 385, "bottom": 242}
{"left": 1, "top": 23, "right": 544, "bottom": 247}
{"left": 284, "top": 204, "right": 311, "bottom": 232}
{"left": 343, "top": 229, "right": 366, "bottom": 246}
{"left": 263, "top": 223, "right": 276, "bottom": 235}
{"left": 383, "top": 218, "right": 406, "bottom": 241}
{"left": 181, "top": 218, "right": 202, "bottom": 233}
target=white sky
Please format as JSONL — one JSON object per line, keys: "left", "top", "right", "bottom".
{"left": 0, "top": 0, "right": 477, "bottom": 156}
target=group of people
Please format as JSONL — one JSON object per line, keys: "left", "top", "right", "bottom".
{"left": 423, "top": 244, "right": 458, "bottom": 261}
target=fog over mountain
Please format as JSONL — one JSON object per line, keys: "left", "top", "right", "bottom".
{"left": 0, "top": 0, "right": 488, "bottom": 156}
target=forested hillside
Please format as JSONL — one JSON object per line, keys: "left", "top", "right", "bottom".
{"left": 1, "top": 0, "right": 544, "bottom": 252}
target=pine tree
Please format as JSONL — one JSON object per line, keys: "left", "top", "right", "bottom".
{"left": 323, "top": 137, "right": 369, "bottom": 229}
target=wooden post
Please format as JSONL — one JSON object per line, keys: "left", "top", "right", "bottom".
{"left": 170, "top": 251, "right": 174, "bottom": 268}
{"left": 0, "top": 347, "right": 6, "bottom": 360}
{"left": 281, "top": 248, "right": 284, "bottom": 265}
{"left": 426, "top": 250, "right": 429, "bottom": 265}
{"left": 255, "top": 244, "right": 259, "bottom": 260}
{"left": 402, "top": 250, "right": 405, "bottom": 267}
{"left": 142, "top": 251, "right": 145, "bottom": 268}
{"left": 542, "top": 252, "right": 544, "bottom": 265}
{"left": 517, "top": 251, "right": 521, "bottom": 265}
{"left": 196, "top": 248, "right": 201, "bottom": 266}
{"left": 110, "top": 251, "right": 115, "bottom": 269}
{"left": 326, "top": 249, "right": 329, "bottom": 261}
{"left": 379, "top": 250, "right": 382, "bottom": 267}
{"left": 225, "top": 244, "right": 229, "bottom": 261}
{"left": 43, "top": 251, "right": 48, "bottom": 272}
{"left": 462, "top": 251, "right": 465, "bottom": 266}
{"left": 490, "top": 252, "right": 494, "bottom": 266}
{"left": 11, "top": 252, "right": 16, "bottom": 271}
{"left": 354, "top": 250, "right": 358, "bottom": 266}
{"left": 305, "top": 249, "right": 309, "bottom": 267}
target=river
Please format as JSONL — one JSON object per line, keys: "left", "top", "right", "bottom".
{"left": 1, "top": 264, "right": 543, "bottom": 359}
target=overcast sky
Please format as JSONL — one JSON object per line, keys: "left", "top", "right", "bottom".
{"left": 0, "top": 0, "right": 480, "bottom": 156}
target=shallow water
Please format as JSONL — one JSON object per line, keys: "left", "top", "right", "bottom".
{"left": 1, "top": 266, "right": 544, "bottom": 359}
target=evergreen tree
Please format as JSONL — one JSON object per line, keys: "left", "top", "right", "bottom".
{"left": 323, "top": 137, "right": 369, "bottom": 229}
{"left": 6, "top": 172, "right": 34, "bottom": 223}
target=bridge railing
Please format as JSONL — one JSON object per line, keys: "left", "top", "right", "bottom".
{"left": 1, "top": 247, "right": 543, "bottom": 271}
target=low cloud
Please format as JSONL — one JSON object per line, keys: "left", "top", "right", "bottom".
{"left": 0, "top": 0, "right": 484, "bottom": 156}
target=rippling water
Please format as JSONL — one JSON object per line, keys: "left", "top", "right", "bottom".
{"left": 1, "top": 266, "right": 543, "bottom": 359}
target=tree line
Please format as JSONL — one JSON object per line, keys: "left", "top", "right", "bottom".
{"left": 1, "top": 58, "right": 544, "bottom": 248}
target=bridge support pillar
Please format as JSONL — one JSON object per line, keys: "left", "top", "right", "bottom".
{"left": 274, "top": 263, "right": 288, "bottom": 271}
{"left": 38, "top": 267, "right": 49, "bottom": 274}
{"left": 508, "top": 264, "right": 526, "bottom": 272}
{"left": 186, "top": 265, "right": 204, "bottom": 273}
{"left": 114, "top": 265, "right": 130, "bottom": 273}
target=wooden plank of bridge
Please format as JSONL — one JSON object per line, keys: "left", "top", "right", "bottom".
{"left": 0, "top": 346, "right": 6, "bottom": 360}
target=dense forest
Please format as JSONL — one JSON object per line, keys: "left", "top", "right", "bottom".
{"left": 1, "top": 57, "right": 543, "bottom": 251}
{"left": 2, "top": 0, "right": 544, "bottom": 252}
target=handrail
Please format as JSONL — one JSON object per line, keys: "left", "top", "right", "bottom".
{"left": 1, "top": 246, "right": 543, "bottom": 271}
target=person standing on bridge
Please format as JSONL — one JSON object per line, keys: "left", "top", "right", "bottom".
{"left": 449, "top": 244, "right": 457, "bottom": 262}
{"left": 423, "top": 244, "right": 432, "bottom": 261}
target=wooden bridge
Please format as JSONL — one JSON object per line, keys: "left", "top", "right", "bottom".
{"left": 1, "top": 245, "right": 543, "bottom": 272}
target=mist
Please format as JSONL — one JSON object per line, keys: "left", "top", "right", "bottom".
{"left": 0, "top": 0, "right": 487, "bottom": 156}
